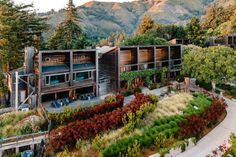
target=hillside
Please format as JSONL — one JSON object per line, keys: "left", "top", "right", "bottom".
{"left": 44, "top": 0, "right": 216, "bottom": 39}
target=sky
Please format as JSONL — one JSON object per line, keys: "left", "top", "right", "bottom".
{"left": 13, "top": 0, "right": 133, "bottom": 12}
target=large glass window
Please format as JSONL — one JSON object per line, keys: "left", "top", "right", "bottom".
{"left": 50, "top": 74, "right": 66, "bottom": 85}
{"left": 74, "top": 71, "right": 92, "bottom": 81}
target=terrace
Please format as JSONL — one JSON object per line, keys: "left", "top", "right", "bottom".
{"left": 138, "top": 47, "right": 155, "bottom": 70}
{"left": 73, "top": 51, "right": 96, "bottom": 71}
{"left": 41, "top": 52, "right": 70, "bottom": 74}
{"left": 156, "top": 46, "right": 169, "bottom": 69}
{"left": 170, "top": 46, "right": 182, "bottom": 70}
{"left": 119, "top": 47, "right": 138, "bottom": 73}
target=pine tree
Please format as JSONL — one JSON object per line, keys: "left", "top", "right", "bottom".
{"left": 135, "top": 15, "right": 154, "bottom": 35}
{"left": 48, "top": 0, "right": 89, "bottom": 50}
{"left": 0, "top": 0, "right": 47, "bottom": 72}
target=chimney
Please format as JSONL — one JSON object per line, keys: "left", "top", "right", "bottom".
{"left": 24, "top": 47, "right": 35, "bottom": 74}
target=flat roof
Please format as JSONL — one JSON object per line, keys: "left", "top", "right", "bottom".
{"left": 39, "top": 49, "right": 97, "bottom": 54}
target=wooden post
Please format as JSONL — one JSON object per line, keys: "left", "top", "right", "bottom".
{"left": 15, "top": 71, "right": 19, "bottom": 111}
{"left": 38, "top": 51, "right": 42, "bottom": 106}
{"left": 95, "top": 50, "right": 99, "bottom": 96}
{"left": 117, "top": 47, "right": 121, "bottom": 90}
{"left": 70, "top": 51, "right": 73, "bottom": 86}
{"left": 137, "top": 46, "right": 140, "bottom": 71}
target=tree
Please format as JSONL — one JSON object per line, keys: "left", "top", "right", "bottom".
{"left": 48, "top": 0, "right": 89, "bottom": 50}
{"left": 99, "top": 32, "right": 127, "bottom": 47}
{"left": 202, "top": 3, "right": 236, "bottom": 36}
{"left": 122, "top": 34, "right": 168, "bottom": 46}
{"left": 0, "top": 72, "right": 8, "bottom": 105}
{"left": 182, "top": 45, "right": 236, "bottom": 90}
{"left": 135, "top": 15, "right": 154, "bottom": 35}
{"left": 0, "top": 0, "right": 47, "bottom": 72}
{"left": 202, "top": 4, "right": 236, "bottom": 30}
{"left": 186, "top": 17, "right": 206, "bottom": 47}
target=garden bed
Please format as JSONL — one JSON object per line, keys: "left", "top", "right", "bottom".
{"left": 0, "top": 111, "right": 48, "bottom": 139}
{"left": 46, "top": 91, "right": 227, "bottom": 157}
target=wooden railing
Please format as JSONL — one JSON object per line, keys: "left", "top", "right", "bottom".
{"left": 0, "top": 131, "right": 48, "bottom": 151}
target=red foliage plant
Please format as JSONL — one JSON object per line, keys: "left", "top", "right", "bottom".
{"left": 49, "top": 93, "right": 152, "bottom": 152}
{"left": 61, "top": 94, "right": 124, "bottom": 125}
{"left": 203, "top": 98, "right": 227, "bottom": 126}
{"left": 179, "top": 97, "right": 227, "bottom": 139}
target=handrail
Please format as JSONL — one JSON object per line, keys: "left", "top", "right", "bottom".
{"left": 0, "top": 131, "right": 48, "bottom": 147}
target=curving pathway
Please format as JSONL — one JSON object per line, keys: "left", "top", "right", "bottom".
{"left": 177, "top": 98, "right": 236, "bottom": 157}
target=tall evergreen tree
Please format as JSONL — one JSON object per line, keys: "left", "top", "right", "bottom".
{"left": 48, "top": 0, "right": 89, "bottom": 50}
{"left": 0, "top": 0, "right": 47, "bottom": 72}
{"left": 186, "top": 17, "right": 206, "bottom": 47}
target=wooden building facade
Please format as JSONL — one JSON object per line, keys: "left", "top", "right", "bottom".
{"left": 99, "top": 45, "right": 182, "bottom": 93}
{"left": 209, "top": 35, "right": 236, "bottom": 49}
{"left": 35, "top": 50, "right": 99, "bottom": 103}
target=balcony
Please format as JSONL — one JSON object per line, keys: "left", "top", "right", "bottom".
{"left": 42, "top": 82, "right": 70, "bottom": 94}
{"left": 138, "top": 62, "right": 155, "bottom": 71}
{"left": 120, "top": 64, "right": 138, "bottom": 73}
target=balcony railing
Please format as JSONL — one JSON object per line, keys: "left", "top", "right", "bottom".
{"left": 120, "top": 64, "right": 138, "bottom": 73}
{"left": 73, "top": 78, "right": 95, "bottom": 86}
{"left": 156, "top": 60, "right": 169, "bottom": 69}
{"left": 42, "top": 82, "right": 70, "bottom": 93}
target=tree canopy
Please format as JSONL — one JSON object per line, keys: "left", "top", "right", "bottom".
{"left": 135, "top": 15, "right": 155, "bottom": 35}
{"left": 202, "top": 2, "right": 236, "bottom": 36}
{"left": 182, "top": 45, "right": 236, "bottom": 86}
{"left": 99, "top": 32, "right": 127, "bottom": 47}
{"left": 0, "top": 0, "right": 47, "bottom": 72}
{"left": 122, "top": 34, "right": 168, "bottom": 46}
{"left": 48, "top": 0, "right": 89, "bottom": 50}
{"left": 186, "top": 17, "right": 206, "bottom": 47}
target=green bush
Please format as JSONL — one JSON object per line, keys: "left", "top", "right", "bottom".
{"left": 196, "top": 80, "right": 212, "bottom": 91}
{"left": 105, "top": 95, "right": 116, "bottom": 103}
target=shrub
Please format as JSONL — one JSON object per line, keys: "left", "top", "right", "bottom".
{"left": 122, "top": 140, "right": 141, "bottom": 157}
{"left": 105, "top": 95, "right": 116, "bottom": 103}
{"left": 49, "top": 94, "right": 124, "bottom": 128}
{"left": 228, "top": 133, "right": 236, "bottom": 156}
{"left": 49, "top": 94, "right": 152, "bottom": 152}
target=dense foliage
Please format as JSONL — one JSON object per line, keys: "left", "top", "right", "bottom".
{"left": 182, "top": 45, "right": 236, "bottom": 89}
{"left": 48, "top": 94, "right": 124, "bottom": 128}
{"left": 202, "top": 2, "right": 236, "bottom": 36}
{"left": 102, "top": 93, "right": 220, "bottom": 157}
{"left": 179, "top": 97, "right": 226, "bottom": 138}
{"left": 0, "top": 0, "right": 47, "bottom": 72}
{"left": 122, "top": 34, "right": 168, "bottom": 46}
{"left": 0, "top": 111, "right": 47, "bottom": 138}
{"left": 47, "top": 0, "right": 89, "bottom": 49}
{"left": 186, "top": 17, "right": 206, "bottom": 47}
{"left": 99, "top": 31, "right": 127, "bottom": 46}
{"left": 120, "top": 68, "right": 168, "bottom": 90}
{"left": 49, "top": 93, "right": 155, "bottom": 152}
{"left": 135, "top": 15, "right": 155, "bottom": 35}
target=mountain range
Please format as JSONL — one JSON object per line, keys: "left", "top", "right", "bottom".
{"left": 43, "top": 0, "right": 225, "bottom": 39}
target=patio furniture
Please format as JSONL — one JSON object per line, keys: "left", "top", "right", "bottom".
{"left": 63, "top": 98, "right": 70, "bottom": 106}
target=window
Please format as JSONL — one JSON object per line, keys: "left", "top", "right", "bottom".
{"left": 50, "top": 74, "right": 66, "bottom": 85}
{"left": 74, "top": 71, "right": 92, "bottom": 81}
{"left": 46, "top": 76, "right": 50, "bottom": 85}
{"left": 66, "top": 74, "right": 69, "bottom": 82}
